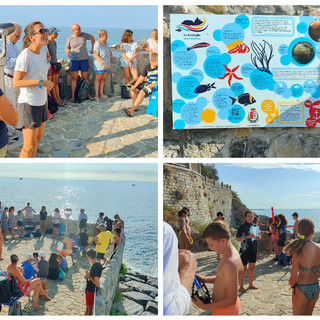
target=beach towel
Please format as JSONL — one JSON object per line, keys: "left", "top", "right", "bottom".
{"left": 146, "top": 86, "right": 158, "bottom": 117}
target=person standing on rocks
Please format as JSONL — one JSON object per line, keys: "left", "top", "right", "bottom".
{"left": 193, "top": 221, "right": 243, "bottom": 315}
{"left": 213, "top": 212, "right": 225, "bottom": 222}
{"left": 79, "top": 208, "right": 88, "bottom": 232}
{"left": 4, "top": 22, "right": 22, "bottom": 108}
{"left": 283, "top": 218, "right": 320, "bottom": 315}
{"left": 65, "top": 24, "right": 95, "bottom": 102}
{"left": 47, "top": 27, "right": 65, "bottom": 106}
{"left": 84, "top": 248, "right": 103, "bottom": 315}
{"left": 163, "top": 222, "right": 197, "bottom": 315}
{"left": 23, "top": 202, "right": 36, "bottom": 226}
{"left": 178, "top": 208, "right": 190, "bottom": 250}
{"left": 13, "top": 21, "right": 54, "bottom": 158}
{"left": 288, "top": 212, "right": 300, "bottom": 239}
{"left": 236, "top": 210, "right": 260, "bottom": 293}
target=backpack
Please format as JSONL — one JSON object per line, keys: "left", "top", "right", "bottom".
{"left": 48, "top": 95, "right": 59, "bottom": 114}
{"left": 75, "top": 78, "right": 90, "bottom": 102}
{"left": 32, "top": 230, "right": 41, "bottom": 238}
{"left": 277, "top": 252, "right": 291, "bottom": 266}
{"left": 8, "top": 301, "right": 22, "bottom": 315}
{"left": 0, "top": 277, "right": 11, "bottom": 303}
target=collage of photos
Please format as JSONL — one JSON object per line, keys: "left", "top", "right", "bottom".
{"left": 1, "top": 2, "right": 320, "bottom": 318}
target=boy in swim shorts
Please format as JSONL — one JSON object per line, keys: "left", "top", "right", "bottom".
{"left": 192, "top": 221, "right": 243, "bottom": 315}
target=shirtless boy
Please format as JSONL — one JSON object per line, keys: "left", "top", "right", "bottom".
{"left": 192, "top": 221, "right": 243, "bottom": 315}
{"left": 59, "top": 232, "right": 75, "bottom": 256}
{"left": 288, "top": 212, "right": 299, "bottom": 239}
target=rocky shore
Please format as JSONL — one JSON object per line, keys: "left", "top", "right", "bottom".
{"left": 114, "top": 269, "right": 158, "bottom": 316}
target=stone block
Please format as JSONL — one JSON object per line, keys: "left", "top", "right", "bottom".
{"left": 145, "top": 301, "right": 158, "bottom": 314}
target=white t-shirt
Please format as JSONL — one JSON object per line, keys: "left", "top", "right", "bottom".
{"left": 52, "top": 212, "right": 61, "bottom": 224}
{"left": 15, "top": 46, "right": 50, "bottom": 106}
{"left": 163, "top": 222, "right": 191, "bottom": 315}
{"left": 120, "top": 42, "right": 138, "bottom": 64}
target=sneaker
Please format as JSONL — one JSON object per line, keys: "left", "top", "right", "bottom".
{"left": 47, "top": 110, "right": 54, "bottom": 119}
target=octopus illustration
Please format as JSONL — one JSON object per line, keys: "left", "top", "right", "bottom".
{"left": 227, "top": 41, "right": 250, "bottom": 54}
{"left": 218, "top": 65, "right": 243, "bottom": 86}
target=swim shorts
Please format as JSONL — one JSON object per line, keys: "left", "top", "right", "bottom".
{"left": 136, "top": 81, "right": 153, "bottom": 95}
{"left": 94, "top": 69, "right": 109, "bottom": 74}
{"left": 17, "top": 221, "right": 23, "bottom": 227}
{"left": 70, "top": 59, "right": 89, "bottom": 72}
{"left": 85, "top": 289, "right": 95, "bottom": 306}
{"left": 96, "top": 252, "right": 104, "bottom": 259}
{"left": 49, "top": 66, "right": 59, "bottom": 75}
{"left": 16, "top": 103, "right": 48, "bottom": 129}
{"left": 212, "top": 296, "right": 241, "bottom": 315}
{"left": 240, "top": 248, "right": 257, "bottom": 265}
{"left": 53, "top": 223, "right": 60, "bottom": 228}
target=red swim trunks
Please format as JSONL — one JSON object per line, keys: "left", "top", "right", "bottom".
{"left": 15, "top": 279, "right": 31, "bottom": 297}
{"left": 212, "top": 296, "right": 241, "bottom": 315}
{"left": 85, "top": 289, "right": 95, "bottom": 306}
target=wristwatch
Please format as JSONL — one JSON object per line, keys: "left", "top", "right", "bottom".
{"left": 38, "top": 78, "right": 43, "bottom": 88}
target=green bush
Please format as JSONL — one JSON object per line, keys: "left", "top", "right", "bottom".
{"left": 113, "top": 291, "right": 125, "bottom": 304}
{"left": 163, "top": 201, "right": 174, "bottom": 211}
{"left": 192, "top": 220, "right": 209, "bottom": 234}
{"left": 110, "top": 307, "right": 126, "bottom": 316}
{"left": 120, "top": 263, "right": 127, "bottom": 276}
{"left": 231, "top": 237, "right": 240, "bottom": 251}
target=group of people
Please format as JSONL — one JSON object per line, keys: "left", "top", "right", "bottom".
{"left": 164, "top": 209, "right": 320, "bottom": 316}
{"left": 0, "top": 201, "right": 125, "bottom": 315}
{"left": 0, "top": 21, "right": 158, "bottom": 158}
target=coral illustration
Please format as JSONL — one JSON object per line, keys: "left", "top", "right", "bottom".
{"left": 250, "top": 40, "right": 274, "bottom": 75}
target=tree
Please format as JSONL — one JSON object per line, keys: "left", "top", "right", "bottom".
{"left": 201, "top": 164, "right": 219, "bottom": 181}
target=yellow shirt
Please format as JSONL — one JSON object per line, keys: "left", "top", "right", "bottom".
{"left": 96, "top": 231, "right": 114, "bottom": 253}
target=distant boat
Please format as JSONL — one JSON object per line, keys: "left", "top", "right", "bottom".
{"left": 19, "top": 178, "right": 23, "bottom": 180}
{"left": 132, "top": 184, "right": 136, "bottom": 186}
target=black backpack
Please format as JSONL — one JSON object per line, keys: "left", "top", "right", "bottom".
{"left": 75, "top": 77, "right": 90, "bottom": 103}
{"left": 48, "top": 95, "right": 59, "bottom": 114}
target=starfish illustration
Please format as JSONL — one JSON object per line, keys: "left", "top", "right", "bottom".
{"left": 218, "top": 64, "right": 243, "bottom": 86}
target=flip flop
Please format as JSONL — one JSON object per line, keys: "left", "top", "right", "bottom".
{"left": 70, "top": 99, "right": 77, "bottom": 103}
{"left": 33, "top": 305, "right": 46, "bottom": 310}
{"left": 88, "top": 96, "right": 95, "bottom": 101}
{"left": 124, "top": 108, "right": 133, "bottom": 117}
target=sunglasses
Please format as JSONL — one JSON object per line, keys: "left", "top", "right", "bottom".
{"left": 33, "top": 28, "right": 49, "bottom": 35}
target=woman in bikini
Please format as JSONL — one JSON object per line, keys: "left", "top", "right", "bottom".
{"left": 283, "top": 218, "right": 320, "bottom": 315}
{"left": 178, "top": 208, "right": 190, "bottom": 250}
{"left": 7, "top": 254, "right": 50, "bottom": 310}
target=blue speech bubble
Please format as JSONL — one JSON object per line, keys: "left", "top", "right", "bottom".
{"left": 218, "top": 109, "right": 229, "bottom": 120}
{"left": 180, "top": 102, "right": 202, "bottom": 126}
{"left": 230, "top": 83, "right": 245, "bottom": 96}
{"left": 297, "top": 22, "right": 308, "bottom": 34}
{"left": 213, "top": 88, "right": 235, "bottom": 110}
{"left": 274, "top": 81, "right": 287, "bottom": 95}
{"left": 189, "top": 69, "right": 204, "bottom": 82}
{"left": 278, "top": 44, "right": 288, "bottom": 56}
{"left": 250, "top": 68, "right": 276, "bottom": 91}
{"left": 171, "top": 40, "right": 185, "bottom": 53}
{"left": 206, "top": 46, "right": 221, "bottom": 57}
{"left": 204, "top": 55, "right": 226, "bottom": 78}
{"left": 235, "top": 15, "right": 250, "bottom": 29}
{"left": 303, "top": 80, "right": 317, "bottom": 94}
{"left": 213, "top": 29, "right": 222, "bottom": 41}
{"left": 228, "top": 105, "right": 245, "bottom": 123}
{"left": 173, "top": 46, "right": 197, "bottom": 70}
{"left": 241, "top": 63, "right": 255, "bottom": 77}
{"left": 196, "top": 97, "right": 208, "bottom": 109}
{"left": 290, "top": 84, "right": 304, "bottom": 98}
{"left": 172, "top": 72, "right": 182, "bottom": 84}
{"left": 177, "top": 76, "right": 200, "bottom": 100}
{"left": 174, "top": 119, "right": 185, "bottom": 129}
{"left": 172, "top": 99, "right": 186, "bottom": 114}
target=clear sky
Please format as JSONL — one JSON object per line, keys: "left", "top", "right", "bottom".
{"left": 0, "top": 5, "right": 157, "bottom": 29}
{"left": 0, "top": 163, "right": 157, "bottom": 182}
{"left": 213, "top": 163, "right": 320, "bottom": 209}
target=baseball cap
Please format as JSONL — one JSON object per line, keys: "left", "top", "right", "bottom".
{"left": 26, "top": 253, "right": 33, "bottom": 260}
{"left": 98, "top": 223, "right": 106, "bottom": 230}
{"left": 48, "top": 27, "right": 60, "bottom": 34}
{"left": 39, "top": 251, "right": 46, "bottom": 258}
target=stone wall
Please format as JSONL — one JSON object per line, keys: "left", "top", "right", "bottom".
{"left": 163, "top": 5, "right": 320, "bottom": 158}
{"left": 95, "top": 237, "right": 125, "bottom": 315}
{"left": 163, "top": 163, "right": 234, "bottom": 225}
{"left": 58, "top": 52, "right": 150, "bottom": 99}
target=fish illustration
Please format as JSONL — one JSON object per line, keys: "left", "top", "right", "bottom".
{"left": 181, "top": 17, "right": 204, "bottom": 26}
{"left": 187, "top": 42, "right": 210, "bottom": 51}
{"left": 230, "top": 93, "right": 256, "bottom": 106}
{"left": 194, "top": 82, "right": 216, "bottom": 94}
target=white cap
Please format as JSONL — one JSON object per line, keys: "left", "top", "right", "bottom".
{"left": 26, "top": 253, "right": 33, "bottom": 260}
{"left": 39, "top": 251, "right": 46, "bottom": 258}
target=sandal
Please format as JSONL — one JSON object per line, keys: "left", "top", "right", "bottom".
{"left": 88, "top": 96, "right": 95, "bottom": 101}
{"left": 70, "top": 98, "right": 77, "bottom": 103}
{"left": 124, "top": 108, "right": 133, "bottom": 117}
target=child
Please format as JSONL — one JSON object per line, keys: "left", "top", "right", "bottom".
{"left": 22, "top": 253, "right": 36, "bottom": 280}
{"left": 252, "top": 216, "right": 261, "bottom": 259}
{"left": 78, "top": 227, "right": 89, "bottom": 255}
{"left": 283, "top": 218, "right": 320, "bottom": 315}
{"left": 96, "top": 212, "right": 104, "bottom": 235}
{"left": 37, "top": 251, "right": 49, "bottom": 279}
{"left": 178, "top": 208, "right": 190, "bottom": 250}
{"left": 57, "top": 253, "right": 69, "bottom": 273}
{"left": 120, "top": 29, "right": 139, "bottom": 85}
{"left": 1, "top": 207, "right": 9, "bottom": 241}
{"left": 17, "top": 210, "right": 24, "bottom": 238}
{"left": 84, "top": 248, "right": 103, "bottom": 315}
{"left": 59, "top": 232, "right": 75, "bottom": 256}
{"left": 52, "top": 208, "right": 61, "bottom": 239}
{"left": 32, "top": 252, "right": 39, "bottom": 271}
{"left": 124, "top": 53, "right": 158, "bottom": 117}
{"left": 236, "top": 210, "right": 261, "bottom": 293}
{"left": 192, "top": 221, "right": 243, "bottom": 315}
{"left": 288, "top": 212, "right": 300, "bottom": 239}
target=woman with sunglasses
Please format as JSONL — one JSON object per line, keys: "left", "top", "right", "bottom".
{"left": 13, "top": 21, "right": 54, "bottom": 158}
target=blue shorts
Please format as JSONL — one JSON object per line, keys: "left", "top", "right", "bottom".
{"left": 70, "top": 59, "right": 89, "bottom": 72}
{"left": 94, "top": 70, "right": 109, "bottom": 74}
{"left": 96, "top": 252, "right": 104, "bottom": 259}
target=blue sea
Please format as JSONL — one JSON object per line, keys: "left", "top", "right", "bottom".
{"left": 0, "top": 177, "right": 158, "bottom": 277}
{"left": 254, "top": 209, "right": 320, "bottom": 231}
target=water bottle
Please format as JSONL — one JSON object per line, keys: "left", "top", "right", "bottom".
{"left": 194, "top": 278, "right": 211, "bottom": 304}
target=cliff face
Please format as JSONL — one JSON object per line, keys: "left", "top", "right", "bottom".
{"left": 163, "top": 5, "right": 320, "bottom": 158}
